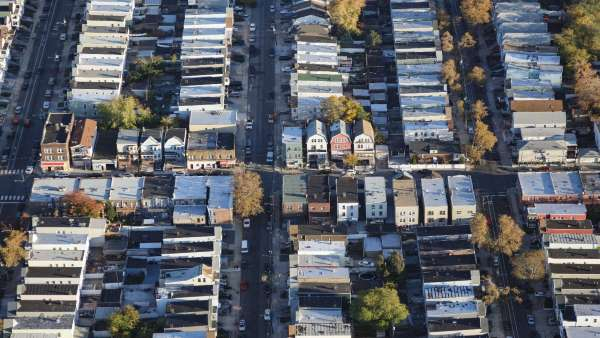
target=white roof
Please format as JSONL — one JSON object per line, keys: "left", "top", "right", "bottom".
{"left": 30, "top": 178, "right": 79, "bottom": 202}
{"left": 207, "top": 176, "right": 233, "bottom": 209}
{"left": 173, "top": 205, "right": 207, "bottom": 218}
{"left": 426, "top": 301, "right": 480, "bottom": 318}
{"left": 447, "top": 175, "right": 476, "bottom": 207}
{"left": 364, "top": 176, "right": 386, "bottom": 205}
{"left": 297, "top": 240, "right": 346, "bottom": 256}
{"left": 543, "top": 233, "right": 600, "bottom": 249}
{"left": 520, "top": 127, "right": 565, "bottom": 140}
{"left": 109, "top": 177, "right": 144, "bottom": 201}
{"left": 574, "top": 304, "right": 600, "bottom": 317}
{"left": 78, "top": 178, "right": 110, "bottom": 201}
{"left": 173, "top": 176, "right": 208, "bottom": 201}
{"left": 296, "top": 308, "right": 344, "bottom": 323}
{"left": 518, "top": 171, "right": 582, "bottom": 198}
{"left": 527, "top": 203, "right": 587, "bottom": 216}
{"left": 564, "top": 327, "right": 600, "bottom": 338}
{"left": 513, "top": 111, "right": 566, "bottom": 126}
{"left": 282, "top": 127, "right": 303, "bottom": 144}
{"left": 189, "top": 110, "right": 236, "bottom": 127}
{"left": 32, "top": 233, "right": 88, "bottom": 246}
{"left": 421, "top": 178, "right": 447, "bottom": 208}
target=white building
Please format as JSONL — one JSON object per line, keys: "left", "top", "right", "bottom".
{"left": 421, "top": 177, "right": 448, "bottom": 226}
{"left": 336, "top": 176, "right": 358, "bottom": 223}
{"left": 306, "top": 119, "right": 328, "bottom": 169}
{"left": 365, "top": 176, "right": 387, "bottom": 222}
{"left": 447, "top": 175, "right": 476, "bottom": 225}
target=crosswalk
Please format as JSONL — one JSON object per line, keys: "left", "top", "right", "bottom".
{"left": 0, "top": 169, "right": 24, "bottom": 176}
{"left": 0, "top": 195, "right": 26, "bottom": 202}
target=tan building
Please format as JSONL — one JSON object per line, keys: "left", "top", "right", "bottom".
{"left": 187, "top": 131, "right": 236, "bottom": 170}
{"left": 393, "top": 177, "right": 419, "bottom": 227}
{"left": 41, "top": 113, "right": 75, "bottom": 172}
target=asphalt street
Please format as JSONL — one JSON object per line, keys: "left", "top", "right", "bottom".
{"left": 0, "top": 0, "right": 76, "bottom": 224}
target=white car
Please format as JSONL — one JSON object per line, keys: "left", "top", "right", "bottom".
{"left": 264, "top": 309, "right": 271, "bottom": 321}
{"left": 527, "top": 315, "right": 535, "bottom": 326}
{"left": 42, "top": 101, "right": 50, "bottom": 110}
{"left": 281, "top": 66, "right": 292, "bottom": 72}
{"left": 269, "top": 5, "right": 275, "bottom": 12}
{"left": 25, "top": 166, "right": 33, "bottom": 175}
{"left": 249, "top": 23, "right": 256, "bottom": 32}
{"left": 239, "top": 319, "right": 246, "bottom": 332}
{"left": 249, "top": 36, "right": 255, "bottom": 43}
{"left": 59, "top": 33, "right": 66, "bottom": 41}
{"left": 243, "top": 218, "right": 251, "bottom": 228}
{"left": 15, "top": 106, "right": 22, "bottom": 114}
{"left": 245, "top": 119, "right": 253, "bottom": 130}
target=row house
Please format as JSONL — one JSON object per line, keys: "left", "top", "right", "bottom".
{"left": 177, "top": 1, "right": 233, "bottom": 118}
{"left": 329, "top": 120, "right": 352, "bottom": 161}
{"left": 393, "top": 177, "right": 419, "bottom": 227}
{"left": 69, "top": 0, "right": 135, "bottom": 116}
{"left": 390, "top": 0, "right": 453, "bottom": 146}
{"left": 187, "top": 131, "right": 236, "bottom": 170}
{"left": 282, "top": 126, "right": 304, "bottom": 168}
{"left": 69, "top": 118, "right": 98, "bottom": 170}
{"left": 306, "top": 119, "right": 329, "bottom": 169}
{"left": 290, "top": 22, "right": 343, "bottom": 121}
{"left": 0, "top": 1, "right": 25, "bottom": 89}
{"left": 307, "top": 175, "right": 331, "bottom": 224}
{"left": 282, "top": 174, "right": 308, "bottom": 218}
{"left": 116, "top": 127, "right": 188, "bottom": 172}
{"left": 539, "top": 219, "right": 594, "bottom": 235}
{"left": 527, "top": 204, "right": 588, "bottom": 222}
{"left": 364, "top": 176, "right": 387, "bottom": 223}
{"left": 40, "top": 113, "right": 75, "bottom": 172}
{"left": 421, "top": 175, "right": 477, "bottom": 226}
{"left": 336, "top": 176, "right": 358, "bottom": 224}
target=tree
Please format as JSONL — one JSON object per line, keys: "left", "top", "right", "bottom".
{"left": 441, "top": 59, "right": 460, "bottom": 86}
{"left": 63, "top": 192, "right": 104, "bottom": 218}
{"left": 495, "top": 215, "right": 524, "bottom": 257}
{"left": 367, "top": 30, "right": 382, "bottom": 48}
{"left": 160, "top": 116, "right": 178, "bottom": 129}
{"left": 343, "top": 153, "right": 359, "bottom": 168}
{"left": 328, "top": 0, "right": 366, "bottom": 35}
{"left": 574, "top": 62, "right": 600, "bottom": 118}
{"left": 127, "top": 56, "right": 163, "bottom": 84}
{"left": 441, "top": 31, "right": 454, "bottom": 52}
{"left": 386, "top": 251, "right": 405, "bottom": 282}
{"left": 460, "top": 0, "right": 492, "bottom": 25}
{"left": 471, "top": 100, "right": 488, "bottom": 121}
{"left": 98, "top": 96, "right": 154, "bottom": 129}
{"left": 437, "top": 9, "right": 451, "bottom": 31}
{"left": 321, "top": 96, "right": 369, "bottom": 123}
{"left": 234, "top": 169, "right": 264, "bottom": 218}
{"left": 109, "top": 305, "right": 140, "bottom": 338}
{"left": 459, "top": 32, "right": 477, "bottom": 48}
{"left": 457, "top": 99, "right": 465, "bottom": 115}
{"left": 482, "top": 277, "right": 522, "bottom": 305}
{"left": 470, "top": 213, "right": 491, "bottom": 249}
{"left": 105, "top": 201, "right": 118, "bottom": 223}
{"left": 375, "top": 132, "right": 386, "bottom": 145}
{"left": 511, "top": 250, "right": 546, "bottom": 281}
{"left": 351, "top": 284, "right": 409, "bottom": 330}
{"left": 468, "top": 120, "right": 496, "bottom": 162}
{"left": 468, "top": 66, "right": 486, "bottom": 86}
{"left": 0, "top": 230, "right": 27, "bottom": 268}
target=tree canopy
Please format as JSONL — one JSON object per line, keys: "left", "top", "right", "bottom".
{"left": 441, "top": 59, "right": 460, "bottom": 87}
{"left": 482, "top": 276, "right": 522, "bottom": 305}
{"left": 321, "top": 96, "right": 369, "bottom": 123}
{"left": 351, "top": 284, "right": 409, "bottom": 330}
{"left": 367, "top": 30, "right": 382, "bottom": 48}
{"left": 108, "top": 305, "right": 162, "bottom": 338}
{"left": 574, "top": 62, "right": 600, "bottom": 118}
{"left": 470, "top": 213, "right": 491, "bottom": 249}
{"left": 343, "top": 153, "right": 359, "bottom": 168}
{"left": 234, "top": 169, "right": 264, "bottom": 218}
{"left": 468, "top": 66, "right": 486, "bottom": 86}
{"left": 459, "top": 32, "right": 477, "bottom": 48}
{"left": 511, "top": 250, "right": 546, "bottom": 281}
{"left": 328, "top": 0, "right": 366, "bottom": 35}
{"left": 0, "top": 230, "right": 27, "bottom": 268}
{"left": 460, "top": 0, "right": 492, "bottom": 25}
{"left": 98, "top": 96, "right": 154, "bottom": 130}
{"left": 63, "top": 192, "right": 104, "bottom": 218}
{"left": 128, "top": 56, "right": 164, "bottom": 84}
{"left": 495, "top": 215, "right": 524, "bottom": 257}
{"left": 471, "top": 100, "right": 488, "bottom": 121}
{"left": 468, "top": 120, "right": 496, "bottom": 162}
{"left": 441, "top": 31, "right": 454, "bottom": 52}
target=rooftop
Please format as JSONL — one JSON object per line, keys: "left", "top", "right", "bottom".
{"left": 109, "top": 177, "right": 144, "bottom": 201}
{"left": 337, "top": 177, "right": 358, "bottom": 204}
{"left": 518, "top": 171, "right": 583, "bottom": 198}
{"left": 364, "top": 176, "right": 386, "bottom": 205}
{"left": 447, "top": 175, "right": 476, "bottom": 207}
{"left": 393, "top": 178, "right": 418, "bottom": 208}
{"left": 283, "top": 175, "right": 307, "bottom": 204}
{"left": 42, "top": 113, "right": 74, "bottom": 144}
{"left": 307, "top": 175, "right": 329, "bottom": 203}
{"left": 421, "top": 178, "right": 448, "bottom": 208}
{"left": 173, "top": 176, "right": 207, "bottom": 201}
{"left": 527, "top": 203, "right": 587, "bottom": 216}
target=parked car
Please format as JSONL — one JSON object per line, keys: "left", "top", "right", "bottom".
{"left": 239, "top": 319, "right": 246, "bottom": 332}
{"left": 527, "top": 315, "right": 535, "bottom": 326}
{"left": 264, "top": 309, "right": 271, "bottom": 321}
{"left": 243, "top": 218, "right": 251, "bottom": 228}
{"left": 249, "top": 23, "right": 256, "bottom": 32}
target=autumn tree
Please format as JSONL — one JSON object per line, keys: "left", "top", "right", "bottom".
{"left": 160, "top": 116, "right": 178, "bottom": 129}
{"left": 495, "top": 215, "right": 524, "bottom": 257}
{"left": 234, "top": 169, "right": 264, "bottom": 218}
{"left": 459, "top": 32, "right": 477, "bottom": 48}
{"left": 328, "top": 0, "right": 366, "bottom": 35}
{"left": 343, "top": 153, "right": 359, "bottom": 168}
{"left": 471, "top": 100, "right": 488, "bottom": 121}
{"left": 351, "top": 284, "right": 409, "bottom": 330}
{"left": 482, "top": 276, "right": 522, "bottom": 305}
{"left": 441, "top": 59, "right": 460, "bottom": 86}
{"left": 511, "top": 250, "right": 546, "bottom": 281}
{"left": 460, "top": 0, "right": 492, "bottom": 25}
{"left": 441, "top": 31, "right": 454, "bottom": 52}
{"left": 321, "top": 96, "right": 369, "bottom": 123}
{"left": 98, "top": 96, "right": 154, "bottom": 129}
{"left": 367, "top": 30, "right": 382, "bottom": 48}
{"left": 468, "top": 120, "right": 496, "bottom": 162}
{"left": 109, "top": 305, "right": 140, "bottom": 338}
{"left": 468, "top": 66, "right": 486, "bottom": 86}
{"left": 63, "top": 192, "right": 104, "bottom": 218}
{"left": 470, "top": 213, "right": 491, "bottom": 249}
{"left": 574, "top": 62, "right": 600, "bottom": 118}
{"left": 0, "top": 230, "right": 27, "bottom": 268}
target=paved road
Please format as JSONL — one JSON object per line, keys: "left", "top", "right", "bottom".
{"left": 240, "top": 0, "right": 278, "bottom": 337}
{"left": 0, "top": 0, "right": 76, "bottom": 223}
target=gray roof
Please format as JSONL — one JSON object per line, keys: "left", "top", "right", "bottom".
{"left": 283, "top": 175, "right": 307, "bottom": 204}
{"left": 447, "top": 175, "right": 476, "bottom": 207}
{"left": 421, "top": 178, "right": 447, "bottom": 208}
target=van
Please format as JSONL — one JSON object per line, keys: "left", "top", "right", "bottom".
{"left": 241, "top": 240, "right": 248, "bottom": 254}
{"left": 266, "top": 151, "right": 273, "bottom": 164}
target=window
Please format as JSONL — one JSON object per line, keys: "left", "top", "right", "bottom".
{"left": 427, "top": 211, "right": 434, "bottom": 216}
{"left": 57, "top": 148, "right": 64, "bottom": 153}
{"left": 440, "top": 210, "right": 446, "bottom": 215}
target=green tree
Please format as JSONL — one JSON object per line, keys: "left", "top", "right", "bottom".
{"left": 386, "top": 251, "right": 405, "bottom": 283}
{"left": 511, "top": 250, "right": 546, "bottom": 281}
{"left": 234, "top": 169, "right": 264, "bottom": 218}
{"left": 329, "top": 0, "right": 366, "bottom": 34}
{"left": 109, "top": 306, "right": 140, "bottom": 338}
{"left": 321, "top": 96, "right": 369, "bottom": 123}
{"left": 98, "top": 96, "right": 154, "bottom": 129}
{"left": 0, "top": 230, "right": 27, "bottom": 268}
{"left": 495, "top": 215, "right": 524, "bottom": 257}
{"left": 160, "top": 116, "right": 177, "bottom": 129}
{"left": 367, "top": 30, "right": 382, "bottom": 48}
{"left": 470, "top": 213, "right": 491, "bottom": 249}
{"left": 128, "top": 56, "right": 163, "bottom": 84}
{"left": 460, "top": 0, "right": 492, "bottom": 25}
{"left": 351, "top": 284, "right": 409, "bottom": 330}
{"left": 375, "top": 132, "right": 386, "bottom": 145}
{"left": 105, "top": 202, "right": 118, "bottom": 223}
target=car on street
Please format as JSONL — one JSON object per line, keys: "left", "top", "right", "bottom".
{"left": 243, "top": 218, "right": 251, "bottom": 228}
{"left": 239, "top": 319, "right": 246, "bottom": 332}
{"left": 25, "top": 166, "right": 33, "bottom": 175}
{"left": 249, "top": 23, "right": 256, "bottom": 32}
{"left": 54, "top": 54, "right": 60, "bottom": 62}
{"left": 266, "top": 151, "right": 273, "bottom": 164}
{"left": 15, "top": 106, "right": 22, "bottom": 114}
{"left": 48, "top": 77, "right": 55, "bottom": 86}
{"left": 245, "top": 119, "right": 253, "bottom": 130}
{"left": 44, "top": 89, "right": 52, "bottom": 98}
{"left": 54, "top": 172, "right": 69, "bottom": 178}
{"left": 527, "top": 315, "right": 535, "bottom": 326}
{"left": 269, "top": 5, "right": 275, "bottom": 12}
{"left": 281, "top": 66, "right": 292, "bottom": 72}
{"left": 248, "top": 36, "right": 255, "bottom": 43}
{"left": 264, "top": 309, "right": 271, "bottom": 321}
{"left": 59, "top": 33, "right": 66, "bottom": 41}
{"left": 534, "top": 291, "right": 545, "bottom": 297}
{"left": 42, "top": 101, "right": 50, "bottom": 110}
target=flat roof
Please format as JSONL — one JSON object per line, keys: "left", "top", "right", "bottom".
{"left": 518, "top": 171, "right": 583, "bottom": 198}
{"left": 547, "top": 249, "right": 600, "bottom": 260}
{"left": 109, "top": 177, "right": 144, "bottom": 201}
{"left": 283, "top": 175, "right": 307, "bottom": 204}
{"left": 527, "top": 203, "right": 587, "bottom": 216}
{"left": 173, "top": 176, "right": 207, "bottom": 201}
{"left": 447, "top": 175, "right": 476, "bottom": 207}
{"left": 421, "top": 178, "right": 447, "bottom": 208}
{"left": 364, "top": 176, "right": 386, "bottom": 205}
{"left": 78, "top": 178, "right": 110, "bottom": 201}
{"left": 581, "top": 172, "right": 600, "bottom": 195}
{"left": 337, "top": 177, "right": 358, "bottom": 204}
{"left": 206, "top": 176, "right": 233, "bottom": 209}
{"left": 393, "top": 178, "right": 418, "bottom": 208}
{"left": 189, "top": 109, "right": 236, "bottom": 127}
{"left": 30, "top": 178, "right": 79, "bottom": 202}
{"left": 297, "top": 240, "right": 346, "bottom": 256}
{"left": 296, "top": 308, "right": 344, "bottom": 323}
